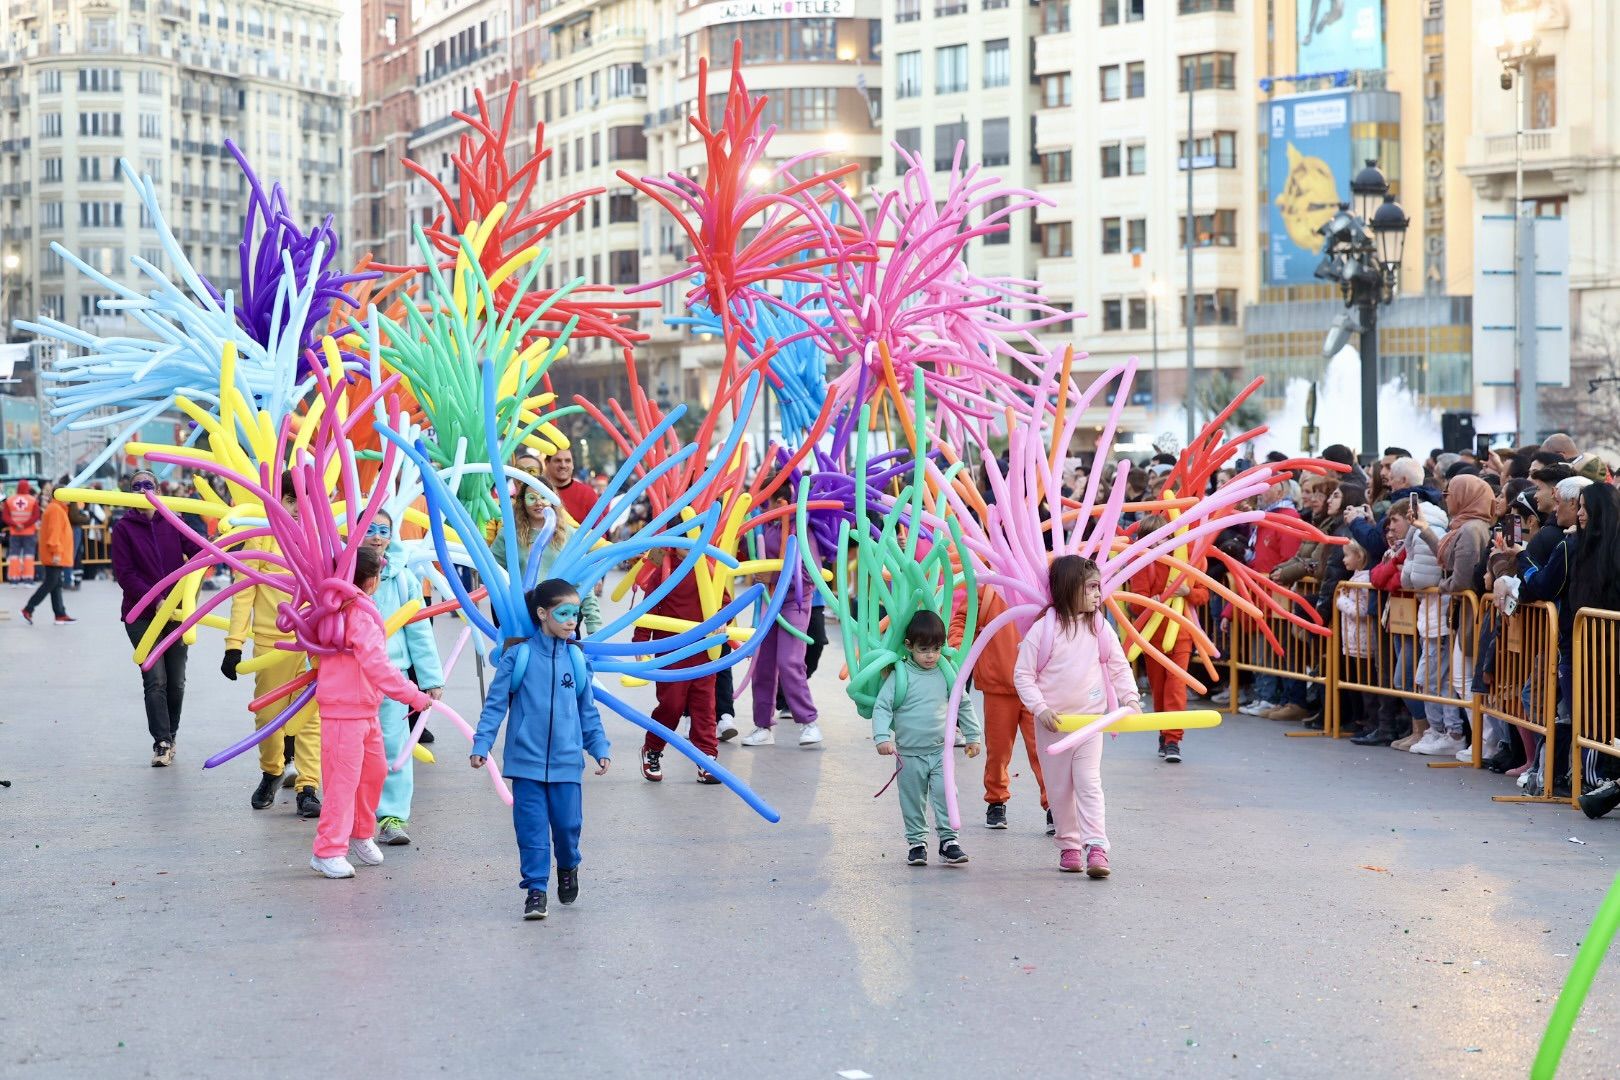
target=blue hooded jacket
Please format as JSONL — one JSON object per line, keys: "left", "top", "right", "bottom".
{"left": 375, "top": 541, "right": 445, "bottom": 687}
{"left": 473, "top": 634, "right": 610, "bottom": 782}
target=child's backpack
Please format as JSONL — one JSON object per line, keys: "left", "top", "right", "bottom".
{"left": 509, "top": 637, "right": 589, "bottom": 694}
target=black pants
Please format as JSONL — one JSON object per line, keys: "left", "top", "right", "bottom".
{"left": 125, "top": 617, "right": 188, "bottom": 750}
{"left": 714, "top": 642, "right": 735, "bottom": 720}
{"left": 24, "top": 566, "right": 67, "bottom": 618}
{"left": 776, "top": 605, "right": 827, "bottom": 713}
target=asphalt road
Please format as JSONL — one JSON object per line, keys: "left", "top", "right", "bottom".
{"left": 3, "top": 578, "right": 1619, "bottom": 1079}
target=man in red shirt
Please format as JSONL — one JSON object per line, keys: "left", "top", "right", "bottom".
{"left": 546, "top": 448, "right": 599, "bottom": 527}
{"left": 5, "top": 478, "right": 43, "bottom": 582}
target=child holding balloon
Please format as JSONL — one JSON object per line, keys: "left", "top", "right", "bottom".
{"left": 872, "top": 610, "right": 981, "bottom": 867}
{"left": 1014, "top": 555, "right": 1141, "bottom": 878}
{"left": 472, "top": 578, "right": 611, "bottom": 921}
{"left": 310, "top": 545, "right": 437, "bottom": 879}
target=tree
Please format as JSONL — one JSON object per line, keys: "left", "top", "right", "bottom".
{"left": 1189, "top": 371, "right": 1266, "bottom": 437}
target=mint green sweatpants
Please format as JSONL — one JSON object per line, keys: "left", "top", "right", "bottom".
{"left": 898, "top": 749, "right": 956, "bottom": 846}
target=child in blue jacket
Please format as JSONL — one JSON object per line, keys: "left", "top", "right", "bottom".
{"left": 472, "top": 578, "right": 611, "bottom": 921}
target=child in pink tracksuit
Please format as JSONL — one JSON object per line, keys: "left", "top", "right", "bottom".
{"left": 1014, "top": 555, "right": 1140, "bottom": 878}
{"left": 310, "top": 545, "right": 436, "bottom": 879}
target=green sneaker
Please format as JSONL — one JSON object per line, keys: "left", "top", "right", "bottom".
{"left": 377, "top": 817, "right": 411, "bottom": 846}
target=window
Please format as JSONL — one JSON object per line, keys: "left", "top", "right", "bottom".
{"left": 40, "top": 112, "right": 61, "bottom": 138}
{"left": 78, "top": 112, "right": 122, "bottom": 136}
{"left": 142, "top": 157, "right": 162, "bottom": 182}
{"left": 1179, "top": 208, "right": 1237, "bottom": 247}
{"left": 42, "top": 249, "right": 64, "bottom": 276}
{"left": 1043, "top": 0, "right": 1071, "bottom": 32}
{"left": 789, "top": 19, "right": 837, "bottom": 60}
{"left": 1099, "top": 143, "right": 1121, "bottom": 177}
{"left": 141, "top": 246, "right": 163, "bottom": 271}
{"left": 1040, "top": 150, "right": 1072, "bottom": 183}
{"left": 936, "top": 44, "right": 968, "bottom": 94}
{"left": 610, "top": 250, "right": 637, "bottom": 285}
{"left": 1041, "top": 221, "right": 1073, "bottom": 257}
{"left": 1127, "top": 217, "right": 1146, "bottom": 252}
{"left": 935, "top": 120, "right": 967, "bottom": 171}
{"left": 1179, "top": 51, "right": 1236, "bottom": 91}
{"left": 1100, "top": 0, "right": 1119, "bottom": 25}
{"left": 1127, "top": 60, "right": 1145, "bottom": 98}
{"left": 41, "top": 201, "right": 63, "bottom": 229}
{"left": 77, "top": 68, "right": 122, "bottom": 92}
{"left": 1527, "top": 57, "right": 1556, "bottom": 130}
{"left": 38, "top": 70, "right": 60, "bottom": 94}
{"left": 609, "top": 193, "right": 637, "bottom": 223}
{"left": 607, "top": 62, "right": 647, "bottom": 98}
{"left": 1102, "top": 298, "right": 1123, "bottom": 330}
{"left": 1128, "top": 296, "right": 1148, "bottom": 329}
{"left": 78, "top": 201, "right": 124, "bottom": 228}
{"left": 981, "top": 118, "right": 1010, "bottom": 167}
{"left": 897, "top": 0, "right": 921, "bottom": 22}
{"left": 982, "top": 196, "right": 1010, "bottom": 245}
{"left": 1126, "top": 143, "right": 1147, "bottom": 175}
{"left": 1101, "top": 216, "right": 1122, "bottom": 254}
{"left": 1179, "top": 131, "right": 1237, "bottom": 168}
{"left": 1181, "top": 288, "right": 1238, "bottom": 325}
{"left": 1126, "top": 0, "right": 1145, "bottom": 18}
{"left": 591, "top": 132, "right": 600, "bottom": 167}
{"left": 1179, "top": 0, "right": 1234, "bottom": 11}
{"left": 42, "top": 157, "right": 62, "bottom": 183}
{"left": 139, "top": 70, "right": 162, "bottom": 95}
{"left": 1533, "top": 196, "right": 1567, "bottom": 217}
{"left": 607, "top": 126, "right": 647, "bottom": 161}
{"left": 895, "top": 127, "right": 922, "bottom": 175}
{"left": 1099, "top": 65, "right": 1121, "bottom": 101}
{"left": 78, "top": 156, "right": 106, "bottom": 181}
{"left": 1041, "top": 72, "right": 1071, "bottom": 108}
{"left": 896, "top": 51, "right": 922, "bottom": 99}
{"left": 139, "top": 113, "right": 162, "bottom": 139}
{"left": 983, "top": 39, "right": 1010, "bottom": 88}
{"left": 936, "top": 0, "right": 968, "bottom": 13}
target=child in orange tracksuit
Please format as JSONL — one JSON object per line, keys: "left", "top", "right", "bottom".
{"left": 951, "top": 586, "right": 1050, "bottom": 833}
{"left": 1128, "top": 552, "right": 1208, "bottom": 764}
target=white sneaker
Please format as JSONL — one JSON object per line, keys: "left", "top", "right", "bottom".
{"left": 1418, "top": 733, "right": 1467, "bottom": 757}
{"left": 1408, "top": 731, "right": 1443, "bottom": 755}
{"left": 740, "top": 726, "right": 776, "bottom": 747}
{"left": 310, "top": 854, "right": 355, "bottom": 878}
{"left": 798, "top": 722, "right": 824, "bottom": 748}
{"left": 1238, "top": 700, "right": 1277, "bottom": 717}
{"left": 1455, "top": 747, "right": 1473, "bottom": 762}
{"left": 717, "top": 714, "right": 739, "bottom": 742}
{"left": 348, "top": 837, "right": 385, "bottom": 866}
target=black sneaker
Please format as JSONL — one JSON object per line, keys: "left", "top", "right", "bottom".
{"left": 296, "top": 788, "right": 322, "bottom": 818}
{"left": 985, "top": 802, "right": 1008, "bottom": 829}
{"left": 1045, "top": 809, "right": 1055, "bottom": 836}
{"left": 251, "top": 771, "right": 280, "bottom": 810}
{"left": 524, "top": 889, "right": 548, "bottom": 920}
{"left": 641, "top": 749, "right": 663, "bottom": 782}
{"left": 940, "top": 840, "right": 970, "bottom": 865}
{"left": 907, "top": 844, "right": 927, "bottom": 866}
{"left": 558, "top": 867, "right": 579, "bottom": 905}
{"left": 1162, "top": 741, "right": 1182, "bottom": 763}
{"left": 1157, "top": 739, "right": 1168, "bottom": 758}
{"left": 419, "top": 726, "right": 435, "bottom": 745}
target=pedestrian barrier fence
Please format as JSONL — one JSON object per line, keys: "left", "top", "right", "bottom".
{"left": 1226, "top": 577, "right": 1331, "bottom": 738}
{"left": 1479, "top": 600, "right": 1563, "bottom": 804}
{"left": 82, "top": 524, "right": 110, "bottom": 566}
{"left": 1573, "top": 607, "right": 1620, "bottom": 802}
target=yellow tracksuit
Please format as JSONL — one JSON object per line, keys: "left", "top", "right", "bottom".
{"left": 227, "top": 535, "right": 320, "bottom": 790}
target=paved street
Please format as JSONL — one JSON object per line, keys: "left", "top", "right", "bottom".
{"left": 4, "top": 578, "right": 1620, "bottom": 1079}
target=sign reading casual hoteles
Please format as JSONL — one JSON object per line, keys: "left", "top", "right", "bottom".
{"left": 692, "top": 0, "right": 855, "bottom": 28}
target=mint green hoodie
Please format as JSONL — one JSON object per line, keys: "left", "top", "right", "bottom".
{"left": 871, "top": 660, "right": 981, "bottom": 754}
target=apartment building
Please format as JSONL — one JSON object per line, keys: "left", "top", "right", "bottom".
{"left": 0, "top": 0, "right": 348, "bottom": 342}
{"left": 352, "top": 0, "right": 417, "bottom": 269}
{"left": 882, "top": 0, "right": 1042, "bottom": 319}
{"left": 1032, "top": 0, "right": 1254, "bottom": 444}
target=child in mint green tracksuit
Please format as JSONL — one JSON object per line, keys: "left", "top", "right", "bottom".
{"left": 362, "top": 512, "right": 444, "bottom": 847}
{"left": 873, "top": 610, "right": 982, "bottom": 867}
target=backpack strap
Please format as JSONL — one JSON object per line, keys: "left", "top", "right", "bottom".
{"left": 568, "top": 641, "right": 588, "bottom": 694}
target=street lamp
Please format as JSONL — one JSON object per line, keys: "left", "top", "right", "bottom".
{"left": 1484, "top": 5, "right": 1541, "bottom": 442}
{"left": 1146, "top": 275, "right": 1165, "bottom": 411}
{"left": 1315, "top": 160, "right": 1409, "bottom": 459}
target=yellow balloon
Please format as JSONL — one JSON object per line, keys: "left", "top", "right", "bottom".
{"left": 1053, "top": 710, "right": 1222, "bottom": 734}
{"left": 412, "top": 744, "right": 435, "bottom": 764}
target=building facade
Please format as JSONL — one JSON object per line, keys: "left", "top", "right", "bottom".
{"left": 1032, "top": 0, "right": 1256, "bottom": 447}
{"left": 352, "top": 0, "right": 418, "bottom": 270}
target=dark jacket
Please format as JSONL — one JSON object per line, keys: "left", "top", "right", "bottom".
{"left": 109, "top": 511, "right": 198, "bottom": 620}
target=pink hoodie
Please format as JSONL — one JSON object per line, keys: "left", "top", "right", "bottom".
{"left": 1012, "top": 609, "right": 1142, "bottom": 719}
{"left": 315, "top": 596, "right": 435, "bottom": 722}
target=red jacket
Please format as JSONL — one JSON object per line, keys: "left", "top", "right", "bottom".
{"left": 4, "top": 482, "right": 40, "bottom": 535}
{"left": 1248, "top": 506, "right": 1302, "bottom": 575}
{"left": 1370, "top": 548, "right": 1406, "bottom": 592}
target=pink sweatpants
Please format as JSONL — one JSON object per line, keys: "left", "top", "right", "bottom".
{"left": 1034, "top": 721, "right": 1108, "bottom": 852}
{"left": 313, "top": 718, "right": 385, "bottom": 859}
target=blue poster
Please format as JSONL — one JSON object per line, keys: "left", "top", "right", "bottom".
{"left": 1297, "top": 0, "right": 1384, "bottom": 72}
{"left": 1266, "top": 92, "right": 1353, "bottom": 286}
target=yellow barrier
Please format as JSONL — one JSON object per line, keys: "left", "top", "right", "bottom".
{"left": 1226, "top": 577, "right": 1333, "bottom": 739}
{"left": 82, "top": 523, "right": 111, "bottom": 566}
{"left": 1573, "top": 607, "right": 1620, "bottom": 804}
{"left": 1480, "top": 599, "right": 1563, "bottom": 802}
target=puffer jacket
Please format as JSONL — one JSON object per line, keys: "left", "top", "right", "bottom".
{"left": 1401, "top": 501, "right": 1450, "bottom": 635}
{"left": 374, "top": 540, "right": 445, "bottom": 687}
{"left": 1334, "top": 569, "right": 1374, "bottom": 658}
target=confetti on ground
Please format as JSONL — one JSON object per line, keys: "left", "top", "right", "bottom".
{"left": 1361, "top": 865, "right": 1390, "bottom": 873}
{"left": 1568, "top": 838, "right": 1587, "bottom": 845}
{"left": 837, "top": 1071, "right": 874, "bottom": 1079}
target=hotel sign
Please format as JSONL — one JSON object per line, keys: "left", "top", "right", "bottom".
{"left": 693, "top": 0, "right": 854, "bottom": 28}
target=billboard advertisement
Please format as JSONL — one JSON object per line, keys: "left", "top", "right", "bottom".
{"left": 1297, "top": 0, "right": 1384, "bottom": 72}
{"left": 1266, "top": 92, "right": 1353, "bottom": 286}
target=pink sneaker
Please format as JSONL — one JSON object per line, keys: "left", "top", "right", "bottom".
{"left": 1085, "top": 845, "right": 1111, "bottom": 879}
{"left": 1059, "top": 849, "right": 1084, "bottom": 873}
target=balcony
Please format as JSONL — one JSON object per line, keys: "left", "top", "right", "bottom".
{"left": 0, "top": 180, "right": 30, "bottom": 196}
{"left": 158, "top": 1, "right": 190, "bottom": 21}
{"left": 409, "top": 114, "right": 461, "bottom": 142}
{"left": 0, "top": 92, "right": 26, "bottom": 110}
{"left": 1461, "top": 125, "right": 1591, "bottom": 197}
{"left": 417, "top": 43, "right": 503, "bottom": 87}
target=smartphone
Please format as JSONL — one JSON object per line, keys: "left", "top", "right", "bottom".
{"left": 1475, "top": 433, "right": 1492, "bottom": 460}
{"left": 1511, "top": 517, "right": 1522, "bottom": 545}
{"left": 1408, "top": 493, "right": 1420, "bottom": 517}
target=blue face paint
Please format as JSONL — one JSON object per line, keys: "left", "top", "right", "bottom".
{"left": 548, "top": 604, "right": 581, "bottom": 624}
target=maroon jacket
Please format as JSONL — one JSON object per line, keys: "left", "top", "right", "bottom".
{"left": 632, "top": 554, "right": 709, "bottom": 670}
{"left": 109, "top": 510, "right": 198, "bottom": 620}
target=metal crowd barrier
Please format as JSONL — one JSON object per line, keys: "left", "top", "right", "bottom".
{"left": 1479, "top": 599, "right": 1563, "bottom": 803}
{"left": 1573, "top": 607, "right": 1620, "bottom": 803}
{"left": 1225, "top": 578, "right": 1332, "bottom": 738}
{"left": 82, "top": 523, "right": 111, "bottom": 565}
